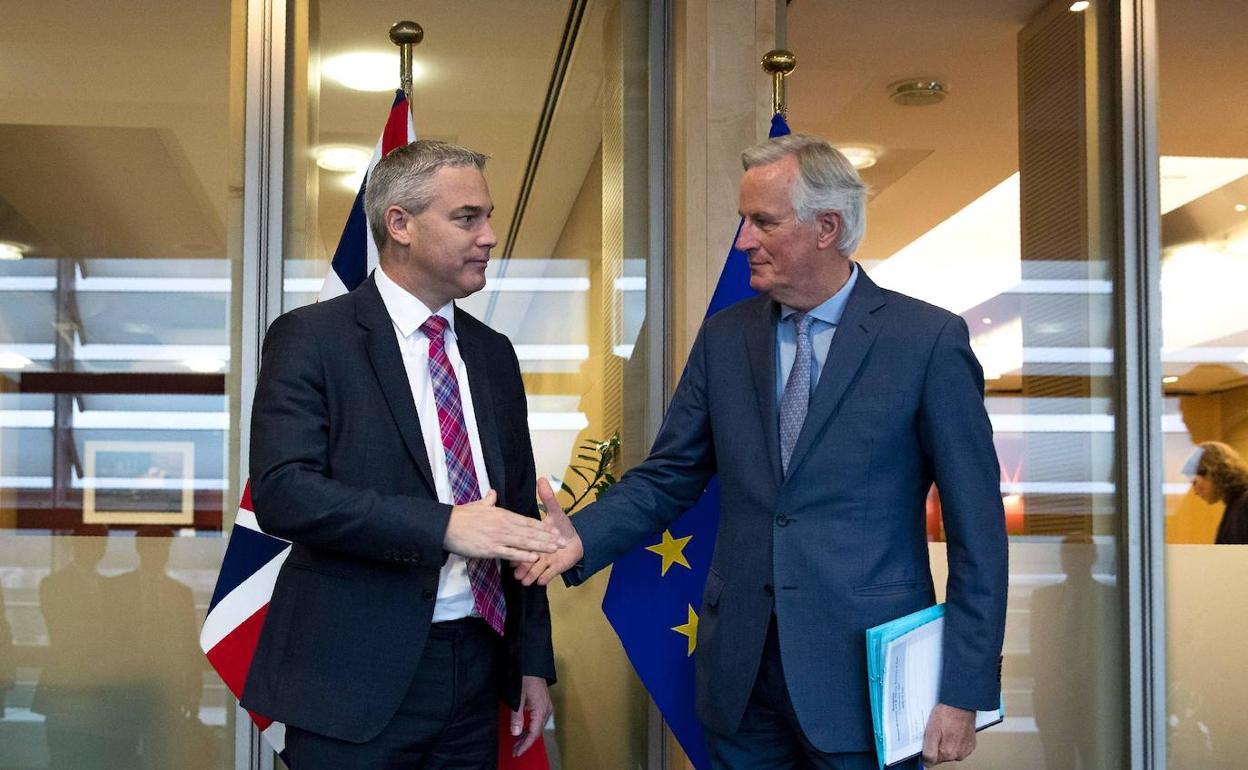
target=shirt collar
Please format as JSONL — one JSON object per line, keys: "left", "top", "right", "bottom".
{"left": 780, "top": 262, "right": 859, "bottom": 326}
{"left": 374, "top": 265, "right": 456, "bottom": 339}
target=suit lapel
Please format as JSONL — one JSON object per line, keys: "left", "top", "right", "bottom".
{"left": 455, "top": 309, "right": 507, "bottom": 497}
{"left": 743, "top": 297, "right": 783, "bottom": 488}
{"left": 356, "top": 276, "right": 438, "bottom": 494}
{"left": 785, "top": 268, "right": 887, "bottom": 478}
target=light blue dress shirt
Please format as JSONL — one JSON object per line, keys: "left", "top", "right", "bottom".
{"left": 775, "top": 263, "right": 860, "bottom": 405}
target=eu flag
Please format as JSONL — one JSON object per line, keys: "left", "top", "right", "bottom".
{"left": 601, "top": 112, "right": 791, "bottom": 769}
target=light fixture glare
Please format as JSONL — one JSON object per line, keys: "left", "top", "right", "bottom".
{"left": 315, "top": 145, "right": 371, "bottom": 173}
{"left": 323, "top": 52, "right": 421, "bottom": 92}
{"left": 836, "top": 145, "right": 878, "bottom": 170}
{"left": 183, "top": 357, "right": 227, "bottom": 374}
{"left": 0, "top": 352, "right": 33, "bottom": 370}
{"left": 1069, "top": 1, "right": 1091, "bottom": 11}
{"left": 0, "top": 242, "right": 25, "bottom": 261}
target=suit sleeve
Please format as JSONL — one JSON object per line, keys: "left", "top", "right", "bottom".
{"left": 917, "top": 314, "right": 1008, "bottom": 711}
{"left": 249, "top": 311, "right": 452, "bottom": 567}
{"left": 566, "top": 323, "right": 718, "bottom": 583}
{"left": 502, "top": 342, "right": 557, "bottom": 682}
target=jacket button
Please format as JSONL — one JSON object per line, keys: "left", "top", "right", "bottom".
{"left": 763, "top": 584, "right": 774, "bottom": 596}
{"left": 422, "top": 589, "right": 435, "bottom": 601}
{"left": 775, "top": 514, "right": 790, "bottom": 527}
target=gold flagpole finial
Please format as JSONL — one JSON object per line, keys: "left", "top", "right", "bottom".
{"left": 389, "top": 21, "right": 424, "bottom": 104}
{"left": 761, "top": 49, "right": 797, "bottom": 116}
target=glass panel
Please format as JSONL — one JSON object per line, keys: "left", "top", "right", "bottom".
{"left": 281, "top": 1, "right": 654, "bottom": 766}
{"left": 786, "top": 0, "right": 1125, "bottom": 766}
{"left": 1158, "top": 0, "right": 1248, "bottom": 765}
{"left": 0, "top": 1, "right": 245, "bottom": 767}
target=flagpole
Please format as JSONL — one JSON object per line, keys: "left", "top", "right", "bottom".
{"left": 762, "top": 49, "right": 796, "bottom": 116}
{"left": 389, "top": 20, "right": 424, "bottom": 124}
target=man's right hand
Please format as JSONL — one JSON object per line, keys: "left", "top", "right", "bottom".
{"left": 513, "top": 478, "right": 584, "bottom": 586}
{"left": 443, "top": 490, "right": 564, "bottom": 561}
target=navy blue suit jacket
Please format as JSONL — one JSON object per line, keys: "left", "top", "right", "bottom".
{"left": 568, "top": 267, "right": 1007, "bottom": 752}
{"left": 241, "top": 275, "right": 554, "bottom": 743}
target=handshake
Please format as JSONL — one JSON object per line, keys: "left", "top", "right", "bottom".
{"left": 441, "top": 478, "right": 582, "bottom": 586}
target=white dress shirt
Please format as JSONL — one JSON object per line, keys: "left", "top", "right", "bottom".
{"left": 374, "top": 265, "right": 491, "bottom": 622}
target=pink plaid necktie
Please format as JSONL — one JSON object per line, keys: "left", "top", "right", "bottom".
{"left": 419, "top": 315, "right": 506, "bottom": 634}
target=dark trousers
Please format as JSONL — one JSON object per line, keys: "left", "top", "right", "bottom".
{"left": 285, "top": 618, "right": 501, "bottom": 770}
{"left": 705, "top": 616, "right": 920, "bottom": 770}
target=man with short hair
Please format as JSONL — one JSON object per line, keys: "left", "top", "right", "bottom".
{"left": 520, "top": 133, "right": 1008, "bottom": 769}
{"left": 244, "top": 139, "right": 561, "bottom": 768}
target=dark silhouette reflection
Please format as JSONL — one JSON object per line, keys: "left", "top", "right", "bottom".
{"left": 35, "top": 537, "right": 136, "bottom": 769}
{"left": 113, "top": 535, "right": 212, "bottom": 768}
{"left": 1029, "top": 536, "right": 1123, "bottom": 769}
{"left": 36, "top": 535, "right": 212, "bottom": 769}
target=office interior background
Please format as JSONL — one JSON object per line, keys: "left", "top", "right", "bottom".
{"left": 0, "top": 0, "right": 1244, "bottom": 767}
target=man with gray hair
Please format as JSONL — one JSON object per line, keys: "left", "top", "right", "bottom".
{"left": 518, "top": 133, "right": 1008, "bottom": 768}
{"left": 243, "top": 139, "right": 562, "bottom": 767}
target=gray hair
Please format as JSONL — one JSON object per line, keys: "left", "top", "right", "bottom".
{"left": 364, "top": 139, "right": 489, "bottom": 249}
{"left": 741, "top": 133, "right": 868, "bottom": 255}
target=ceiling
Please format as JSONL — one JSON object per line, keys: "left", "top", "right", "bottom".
{"left": 0, "top": 0, "right": 1244, "bottom": 395}
{"left": 787, "top": 0, "right": 1248, "bottom": 394}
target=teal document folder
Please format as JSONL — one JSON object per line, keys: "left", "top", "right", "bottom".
{"left": 866, "top": 603, "right": 1004, "bottom": 768}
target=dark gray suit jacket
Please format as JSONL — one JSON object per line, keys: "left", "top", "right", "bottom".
{"left": 241, "top": 275, "right": 554, "bottom": 743}
{"left": 568, "top": 268, "right": 1007, "bottom": 752}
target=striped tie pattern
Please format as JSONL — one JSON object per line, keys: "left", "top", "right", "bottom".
{"left": 419, "top": 315, "right": 507, "bottom": 634}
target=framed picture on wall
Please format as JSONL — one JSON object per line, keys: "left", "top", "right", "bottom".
{"left": 82, "top": 440, "right": 195, "bottom": 525}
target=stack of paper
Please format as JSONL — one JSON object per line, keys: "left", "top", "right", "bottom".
{"left": 866, "top": 603, "right": 1003, "bottom": 768}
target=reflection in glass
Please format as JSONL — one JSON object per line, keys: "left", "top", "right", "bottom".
{"left": 1159, "top": 0, "right": 1248, "bottom": 766}
{"left": 0, "top": 1, "right": 243, "bottom": 767}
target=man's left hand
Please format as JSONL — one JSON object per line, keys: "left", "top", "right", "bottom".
{"left": 510, "top": 675, "right": 553, "bottom": 757}
{"left": 921, "top": 703, "right": 977, "bottom": 765}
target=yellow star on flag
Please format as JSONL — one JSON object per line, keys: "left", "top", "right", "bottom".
{"left": 671, "top": 604, "right": 699, "bottom": 656}
{"left": 645, "top": 529, "right": 692, "bottom": 576}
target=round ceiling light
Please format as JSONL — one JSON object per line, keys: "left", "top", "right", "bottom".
{"left": 315, "top": 145, "right": 371, "bottom": 173}
{"left": 1069, "top": 1, "right": 1091, "bottom": 11}
{"left": 0, "top": 242, "right": 26, "bottom": 261}
{"left": 836, "top": 145, "right": 878, "bottom": 170}
{"left": 888, "top": 79, "right": 948, "bottom": 107}
{"left": 323, "top": 52, "right": 420, "bottom": 92}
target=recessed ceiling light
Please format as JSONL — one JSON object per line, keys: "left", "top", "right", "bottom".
{"left": 836, "top": 145, "right": 878, "bottom": 170}
{"left": 1235, "top": 203, "right": 1247, "bottom": 213}
{"left": 888, "top": 79, "right": 947, "bottom": 107}
{"left": 1162, "top": 375, "right": 1179, "bottom": 384}
{"left": 183, "top": 357, "right": 226, "bottom": 374}
{"left": 315, "top": 145, "right": 371, "bottom": 173}
{"left": 981, "top": 317, "right": 993, "bottom": 325}
{"left": 1069, "top": 1, "right": 1091, "bottom": 11}
{"left": 0, "top": 242, "right": 25, "bottom": 261}
{"left": 323, "top": 52, "right": 419, "bottom": 92}
{"left": 0, "top": 351, "right": 33, "bottom": 370}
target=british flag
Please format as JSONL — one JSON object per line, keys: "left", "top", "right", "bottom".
{"left": 201, "top": 90, "right": 549, "bottom": 768}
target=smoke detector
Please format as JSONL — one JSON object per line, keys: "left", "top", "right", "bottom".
{"left": 888, "top": 79, "right": 947, "bottom": 106}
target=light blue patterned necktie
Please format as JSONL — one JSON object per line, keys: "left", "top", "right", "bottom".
{"left": 779, "top": 312, "right": 815, "bottom": 475}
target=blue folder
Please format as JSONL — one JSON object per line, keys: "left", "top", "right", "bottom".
{"left": 866, "top": 603, "right": 1004, "bottom": 768}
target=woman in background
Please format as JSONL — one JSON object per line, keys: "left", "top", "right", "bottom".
{"left": 1185, "top": 441, "right": 1248, "bottom": 544}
